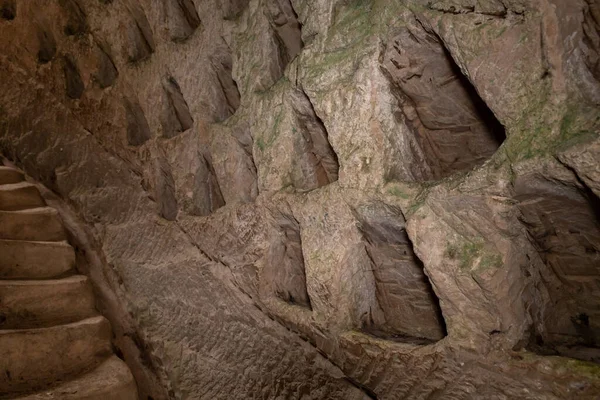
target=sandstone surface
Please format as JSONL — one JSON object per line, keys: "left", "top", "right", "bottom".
{"left": 1, "top": 0, "right": 600, "bottom": 399}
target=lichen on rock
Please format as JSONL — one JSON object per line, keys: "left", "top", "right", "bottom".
{"left": 1, "top": 0, "right": 600, "bottom": 398}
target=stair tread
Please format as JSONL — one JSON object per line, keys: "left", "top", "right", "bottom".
{"left": 0, "top": 275, "right": 97, "bottom": 329}
{"left": 0, "top": 181, "right": 35, "bottom": 190}
{"left": 1, "top": 206, "right": 56, "bottom": 214}
{"left": 0, "top": 207, "right": 66, "bottom": 241}
{"left": 0, "top": 174, "right": 137, "bottom": 398}
{"left": 0, "top": 167, "right": 24, "bottom": 185}
{"left": 0, "top": 314, "right": 109, "bottom": 338}
{"left": 13, "top": 356, "right": 138, "bottom": 400}
{"left": 0, "top": 182, "right": 45, "bottom": 211}
{"left": 0, "top": 238, "right": 72, "bottom": 246}
{"left": 0, "top": 316, "right": 112, "bottom": 395}
{"left": 0, "top": 239, "right": 75, "bottom": 280}
{"left": 0, "top": 275, "right": 86, "bottom": 286}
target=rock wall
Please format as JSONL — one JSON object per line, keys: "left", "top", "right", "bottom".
{"left": 1, "top": 0, "right": 600, "bottom": 399}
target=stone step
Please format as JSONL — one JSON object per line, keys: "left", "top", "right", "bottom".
{"left": 14, "top": 356, "right": 138, "bottom": 400}
{"left": 0, "top": 276, "right": 97, "bottom": 329}
{"left": 0, "top": 240, "right": 76, "bottom": 279}
{"left": 0, "top": 166, "right": 24, "bottom": 185}
{"left": 0, "top": 316, "right": 113, "bottom": 395}
{"left": 0, "top": 182, "right": 46, "bottom": 211}
{"left": 0, "top": 207, "right": 66, "bottom": 241}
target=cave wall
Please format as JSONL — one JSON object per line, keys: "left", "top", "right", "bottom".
{"left": 1, "top": 0, "right": 600, "bottom": 399}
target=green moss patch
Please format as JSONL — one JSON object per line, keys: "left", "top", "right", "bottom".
{"left": 446, "top": 239, "right": 503, "bottom": 273}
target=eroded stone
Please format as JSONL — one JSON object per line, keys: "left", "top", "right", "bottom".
{"left": 36, "top": 23, "right": 56, "bottom": 64}
{"left": 223, "top": 0, "right": 250, "bottom": 20}
{"left": 94, "top": 42, "right": 118, "bottom": 88}
{"left": 515, "top": 172, "right": 600, "bottom": 360}
{"left": 263, "top": 206, "right": 311, "bottom": 307}
{"left": 162, "top": 76, "right": 194, "bottom": 138}
{"left": 59, "top": 0, "right": 88, "bottom": 36}
{"left": 0, "top": 0, "right": 15, "bottom": 20}
{"left": 355, "top": 202, "right": 446, "bottom": 341}
{"left": 154, "top": 157, "right": 178, "bottom": 220}
{"left": 124, "top": 98, "right": 152, "bottom": 146}
{"left": 381, "top": 22, "right": 506, "bottom": 179}
{"left": 63, "top": 54, "right": 84, "bottom": 99}
{"left": 190, "top": 155, "right": 225, "bottom": 216}
{"left": 125, "top": 1, "right": 155, "bottom": 62}
{"left": 0, "top": 0, "right": 600, "bottom": 398}
{"left": 167, "top": 0, "right": 201, "bottom": 42}
{"left": 210, "top": 48, "right": 241, "bottom": 122}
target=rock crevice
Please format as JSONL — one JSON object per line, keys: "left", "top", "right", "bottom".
{"left": 167, "top": 0, "right": 201, "bottom": 42}
{"left": 355, "top": 202, "right": 446, "bottom": 342}
{"left": 381, "top": 21, "right": 506, "bottom": 180}
{"left": 1, "top": 0, "right": 600, "bottom": 398}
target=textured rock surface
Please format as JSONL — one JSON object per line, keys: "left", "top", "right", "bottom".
{"left": 1, "top": 0, "right": 600, "bottom": 399}
{"left": 381, "top": 22, "right": 506, "bottom": 179}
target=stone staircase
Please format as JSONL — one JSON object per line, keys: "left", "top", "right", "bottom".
{"left": 0, "top": 166, "right": 138, "bottom": 399}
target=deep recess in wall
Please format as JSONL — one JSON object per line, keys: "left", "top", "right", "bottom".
{"left": 210, "top": 48, "right": 241, "bottom": 122}
{"left": 223, "top": 0, "right": 250, "bottom": 20}
{"left": 263, "top": 0, "right": 303, "bottom": 90}
{"left": 382, "top": 25, "right": 506, "bottom": 181}
{"left": 162, "top": 76, "right": 194, "bottom": 138}
{"left": 59, "top": 0, "right": 88, "bottom": 36}
{"left": 265, "top": 210, "right": 312, "bottom": 308}
{"left": 167, "top": 0, "right": 201, "bottom": 42}
{"left": 0, "top": 0, "right": 15, "bottom": 20}
{"left": 63, "top": 54, "right": 84, "bottom": 99}
{"left": 288, "top": 89, "right": 339, "bottom": 191}
{"left": 36, "top": 23, "right": 57, "bottom": 63}
{"left": 515, "top": 174, "right": 600, "bottom": 363}
{"left": 191, "top": 155, "right": 225, "bottom": 216}
{"left": 126, "top": 1, "right": 156, "bottom": 63}
{"left": 583, "top": 0, "right": 600, "bottom": 81}
{"left": 267, "top": 0, "right": 303, "bottom": 68}
{"left": 355, "top": 203, "right": 446, "bottom": 343}
{"left": 155, "top": 157, "right": 178, "bottom": 221}
{"left": 2, "top": 0, "right": 600, "bottom": 398}
{"left": 124, "top": 98, "right": 152, "bottom": 146}
{"left": 94, "top": 42, "right": 119, "bottom": 88}
{"left": 229, "top": 123, "right": 259, "bottom": 203}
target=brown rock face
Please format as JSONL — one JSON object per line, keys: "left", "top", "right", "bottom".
{"left": 62, "top": 54, "right": 84, "bottom": 99}
{"left": 584, "top": 0, "right": 600, "bottom": 81}
{"left": 59, "top": 0, "right": 88, "bottom": 36}
{"left": 93, "top": 43, "right": 119, "bottom": 88}
{"left": 264, "top": 207, "right": 311, "bottom": 307}
{"left": 515, "top": 172, "right": 600, "bottom": 361}
{"left": 355, "top": 202, "right": 446, "bottom": 341}
{"left": 154, "top": 156, "right": 178, "bottom": 221}
{"left": 0, "top": 0, "right": 15, "bottom": 20}
{"left": 381, "top": 22, "right": 506, "bottom": 180}
{"left": 288, "top": 89, "right": 339, "bottom": 189}
{"left": 124, "top": 98, "right": 152, "bottom": 146}
{"left": 223, "top": 0, "right": 251, "bottom": 20}
{"left": 191, "top": 154, "right": 225, "bottom": 216}
{"left": 36, "top": 23, "right": 57, "bottom": 64}
{"left": 265, "top": 0, "right": 303, "bottom": 68}
{"left": 2, "top": 0, "right": 600, "bottom": 398}
{"left": 124, "top": 1, "right": 155, "bottom": 63}
{"left": 210, "top": 48, "right": 241, "bottom": 122}
{"left": 161, "top": 76, "right": 194, "bottom": 138}
{"left": 167, "top": 0, "right": 201, "bottom": 42}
